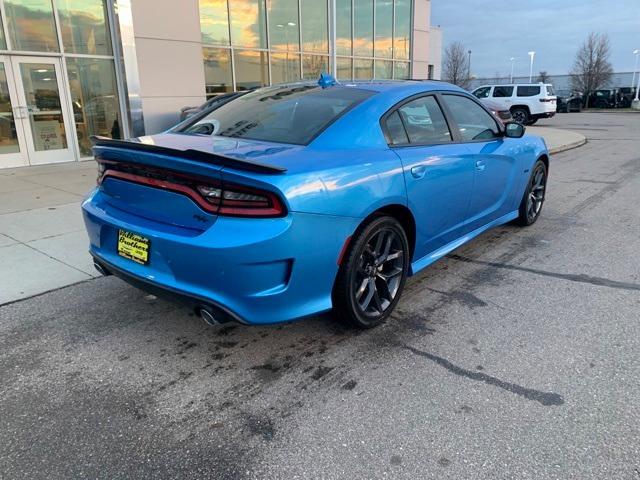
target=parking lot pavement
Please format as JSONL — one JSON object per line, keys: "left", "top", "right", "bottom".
{"left": 1, "top": 112, "right": 639, "bottom": 479}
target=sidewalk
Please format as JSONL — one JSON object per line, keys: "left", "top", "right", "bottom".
{"left": 0, "top": 126, "right": 586, "bottom": 304}
{"left": 0, "top": 161, "right": 99, "bottom": 304}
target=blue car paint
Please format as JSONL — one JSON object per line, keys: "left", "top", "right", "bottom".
{"left": 82, "top": 80, "right": 549, "bottom": 325}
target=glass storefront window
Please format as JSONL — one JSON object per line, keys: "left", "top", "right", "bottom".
{"left": 233, "top": 49, "right": 268, "bottom": 90}
{"left": 0, "top": 13, "right": 7, "bottom": 49}
{"left": 5, "top": 0, "right": 59, "bottom": 52}
{"left": 66, "top": 57, "right": 121, "bottom": 156}
{"left": 229, "top": 0, "right": 267, "bottom": 49}
{"left": 200, "top": 0, "right": 230, "bottom": 45}
{"left": 300, "top": 0, "right": 327, "bottom": 53}
{"left": 0, "top": 64, "right": 20, "bottom": 154}
{"left": 394, "top": 61, "right": 409, "bottom": 79}
{"left": 335, "top": 0, "right": 351, "bottom": 56}
{"left": 354, "top": 58, "right": 373, "bottom": 79}
{"left": 353, "top": 0, "right": 373, "bottom": 57}
{"left": 337, "top": 57, "right": 352, "bottom": 80}
{"left": 268, "top": 0, "right": 299, "bottom": 52}
{"left": 57, "top": 0, "right": 111, "bottom": 55}
{"left": 271, "top": 52, "right": 300, "bottom": 84}
{"left": 302, "top": 55, "right": 328, "bottom": 79}
{"left": 374, "top": 59, "right": 392, "bottom": 79}
{"left": 203, "top": 47, "right": 233, "bottom": 96}
{"left": 393, "top": 0, "right": 411, "bottom": 60}
{"left": 374, "top": 0, "right": 393, "bottom": 58}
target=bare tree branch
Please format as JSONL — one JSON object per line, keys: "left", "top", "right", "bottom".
{"left": 443, "top": 41, "right": 472, "bottom": 90}
{"left": 537, "top": 71, "right": 550, "bottom": 83}
{"left": 570, "top": 33, "right": 613, "bottom": 106}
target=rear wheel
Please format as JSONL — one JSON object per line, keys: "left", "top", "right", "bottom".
{"left": 511, "top": 107, "right": 529, "bottom": 125}
{"left": 516, "top": 160, "right": 547, "bottom": 226}
{"left": 333, "top": 216, "right": 409, "bottom": 328}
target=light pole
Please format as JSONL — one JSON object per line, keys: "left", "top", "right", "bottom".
{"left": 510, "top": 57, "right": 515, "bottom": 83}
{"left": 468, "top": 50, "right": 472, "bottom": 77}
{"left": 276, "top": 22, "right": 296, "bottom": 81}
{"left": 634, "top": 58, "right": 640, "bottom": 109}
{"left": 632, "top": 49, "right": 640, "bottom": 96}
{"left": 528, "top": 51, "right": 536, "bottom": 83}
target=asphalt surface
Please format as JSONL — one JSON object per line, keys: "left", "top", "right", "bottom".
{"left": 1, "top": 112, "right": 639, "bottom": 480}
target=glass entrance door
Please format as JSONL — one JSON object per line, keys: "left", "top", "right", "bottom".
{"left": 0, "top": 57, "right": 25, "bottom": 168}
{"left": 0, "top": 55, "right": 74, "bottom": 167}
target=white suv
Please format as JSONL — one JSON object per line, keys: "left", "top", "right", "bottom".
{"left": 471, "top": 83, "right": 557, "bottom": 125}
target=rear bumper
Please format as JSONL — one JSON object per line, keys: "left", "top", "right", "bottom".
{"left": 82, "top": 188, "right": 359, "bottom": 325}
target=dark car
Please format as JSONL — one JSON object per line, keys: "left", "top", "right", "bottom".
{"left": 618, "top": 87, "right": 637, "bottom": 108}
{"left": 584, "top": 89, "right": 617, "bottom": 109}
{"left": 556, "top": 90, "right": 582, "bottom": 113}
{"left": 178, "top": 91, "right": 248, "bottom": 122}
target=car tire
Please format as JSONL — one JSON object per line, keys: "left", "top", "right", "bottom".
{"left": 511, "top": 108, "right": 529, "bottom": 125}
{"left": 332, "top": 215, "right": 410, "bottom": 329}
{"left": 516, "top": 160, "right": 547, "bottom": 226}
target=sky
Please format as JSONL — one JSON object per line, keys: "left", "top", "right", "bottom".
{"left": 431, "top": 0, "right": 640, "bottom": 78}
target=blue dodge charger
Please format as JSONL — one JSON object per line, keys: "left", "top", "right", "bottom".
{"left": 83, "top": 78, "right": 549, "bottom": 328}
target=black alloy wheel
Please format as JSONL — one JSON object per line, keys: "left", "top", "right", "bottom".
{"left": 511, "top": 108, "right": 529, "bottom": 125}
{"left": 333, "top": 216, "right": 409, "bottom": 328}
{"left": 517, "top": 160, "right": 547, "bottom": 226}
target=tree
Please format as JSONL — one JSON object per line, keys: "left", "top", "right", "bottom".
{"left": 443, "top": 41, "right": 472, "bottom": 90}
{"left": 570, "top": 32, "right": 613, "bottom": 107}
{"left": 537, "top": 71, "right": 550, "bottom": 83}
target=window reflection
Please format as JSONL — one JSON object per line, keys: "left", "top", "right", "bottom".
{"left": 271, "top": 52, "right": 300, "bottom": 83}
{"left": 354, "top": 58, "right": 373, "bottom": 79}
{"left": 203, "top": 47, "right": 233, "bottom": 96}
{"left": 394, "top": 61, "right": 409, "bottom": 79}
{"left": 393, "top": 0, "right": 411, "bottom": 60}
{"left": 234, "top": 50, "right": 268, "bottom": 90}
{"left": 302, "top": 55, "right": 328, "bottom": 79}
{"left": 268, "top": 0, "right": 299, "bottom": 51}
{"left": 66, "top": 58, "right": 121, "bottom": 156}
{"left": 200, "top": 0, "right": 230, "bottom": 45}
{"left": 337, "top": 57, "right": 352, "bottom": 80}
{"left": 0, "top": 64, "right": 20, "bottom": 154}
{"left": 229, "top": 0, "right": 267, "bottom": 48}
{"left": 300, "top": 0, "right": 327, "bottom": 53}
{"left": 5, "top": 0, "right": 59, "bottom": 52}
{"left": 374, "top": 60, "right": 392, "bottom": 79}
{"left": 353, "top": 0, "right": 373, "bottom": 57}
{"left": 336, "top": 0, "right": 351, "bottom": 55}
{"left": 374, "top": 0, "right": 393, "bottom": 58}
{"left": 0, "top": 13, "right": 7, "bottom": 49}
{"left": 57, "top": 0, "right": 112, "bottom": 55}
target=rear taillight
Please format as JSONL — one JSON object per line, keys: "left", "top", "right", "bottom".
{"left": 539, "top": 98, "right": 555, "bottom": 102}
{"left": 196, "top": 183, "right": 284, "bottom": 217}
{"left": 97, "top": 161, "right": 286, "bottom": 218}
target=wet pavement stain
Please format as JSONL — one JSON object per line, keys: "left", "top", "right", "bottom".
{"left": 404, "top": 345, "right": 565, "bottom": 406}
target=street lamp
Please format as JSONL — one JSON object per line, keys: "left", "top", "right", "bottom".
{"left": 468, "top": 50, "right": 472, "bottom": 75}
{"left": 632, "top": 49, "right": 640, "bottom": 97}
{"left": 510, "top": 57, "right": 515, "bottom": 83}
{"left": 528, "top": 51, "right": 536, "bottom": 83}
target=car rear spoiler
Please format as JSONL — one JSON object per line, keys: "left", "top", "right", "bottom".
{"left": 90, "top": 136, "right": 287, "bottom": 175}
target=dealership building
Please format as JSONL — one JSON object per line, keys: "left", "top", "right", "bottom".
{"left": 0, "top": 0, "right": 442, "bottom": 168}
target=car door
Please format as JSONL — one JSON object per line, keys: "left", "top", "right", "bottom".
{"left": 492, "top": 85, "right": 515, "bottom": 111}
{"left": 383, "top": 94, "right": 474, "bottom": 263}
{"left": 440, "top": 93, "right": 520, "bottom": 232}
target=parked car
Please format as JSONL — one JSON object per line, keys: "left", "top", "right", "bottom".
{"left": 556, "top": 89, "right": 583, "bottom": 113}
{"left": 618, "top": 87, "right": 637, "bottom": 108}
{"left": 85, "top": 79, "right": 549, "bottom": 329}
{"left": 584, "top": 89, "right": 618, "bottom": 109}
{"left": 179, "top": 91, "right": 248, "bottom": 122}
{"left": 482, "top": 99, "right": 513, "bottom": 124}
{"left": 471, "top": 83, "right": 556, "bottom": 125}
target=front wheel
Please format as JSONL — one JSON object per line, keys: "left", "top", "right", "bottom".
{"left": 333, "top": 216, "right": 410, "bottom": 328}
{"left": 516, "top": 160, "right": 547, "bottom": 226}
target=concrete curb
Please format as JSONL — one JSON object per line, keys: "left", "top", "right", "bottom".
{"left": 548, "top": 137, "right": 587, "bottom": 155}
{"left": 528, "top": 126, "right": 587, "bottom": 155}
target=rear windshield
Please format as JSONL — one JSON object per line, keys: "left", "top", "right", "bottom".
{"left": 174, "top": 85, "right": 375, "bottom": 145}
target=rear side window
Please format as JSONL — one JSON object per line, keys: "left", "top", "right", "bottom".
{"left": 177, "top": 85, "right": 374, "bottom": 145}
{"left": 517, "top": 86, "right": 541, "bottom": 97}
{"left": 441, "top": 95, "right": 500, "bottom": 142}
{"left": 384, "top": 111, "right": 409, "bottom": 145}
{"left": 493, "top": 86, "right": 514, "bottom": 98}
{"left": 546, "top": 85, "right": 555, "bottom": 96}
{"left": 393, "top": 96, "right": 452, "bottom": 145}
{"left": 473, "top": 87, "right": 491, "bottom": 98}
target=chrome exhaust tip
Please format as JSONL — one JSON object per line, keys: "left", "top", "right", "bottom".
{"left": 93, "top": 261, "right": 111, "bottom": 276}
{"left": 198, "top": 307, "right": 220, "bottom": 326}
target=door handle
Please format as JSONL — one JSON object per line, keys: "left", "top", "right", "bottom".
{"left": 475, "top": 160, "right": 486, "bottom": 171}
{"left": 411, "top": 165, "right": 427, "bottom": 179}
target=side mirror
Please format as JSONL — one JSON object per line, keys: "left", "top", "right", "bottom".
{"left": 504, "top": 122, "right": 525, "bottom": 138}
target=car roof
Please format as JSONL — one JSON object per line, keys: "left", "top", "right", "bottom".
{"left": 269, "top": 79, "right": 465, "bottom": 94}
